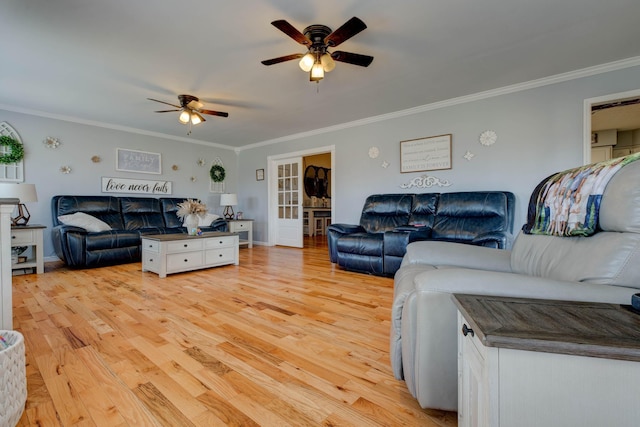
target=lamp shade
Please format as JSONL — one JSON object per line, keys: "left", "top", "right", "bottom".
{"left": 0, "top": 183, "right": 38, "bottom": 203}
{"left": 220, "top": 193, "right": 237, "bottom": 206}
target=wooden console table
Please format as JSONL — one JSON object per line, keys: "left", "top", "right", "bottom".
{"left": 453, "top": 294, "right": 640, "bottom": 427}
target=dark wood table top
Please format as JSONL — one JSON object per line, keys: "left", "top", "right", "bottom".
{"left": 141, "top": 231, "right": 236, "bottom": 242}
{"left": 452, "top": 294, "right": 640, "bottom": 362}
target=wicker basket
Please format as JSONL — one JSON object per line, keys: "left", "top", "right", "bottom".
{"left": 0, "top": 330, "right": 26, "bottom": 427}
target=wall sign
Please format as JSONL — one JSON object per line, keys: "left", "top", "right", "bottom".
{"left": 116, "top": 148, "right": 162, "bottom": 174}
{"left": 400, "top": 134, "right": 452, "bottom": 173}
{"left": 101, "top": 177, "right": 172, "bottom": 194}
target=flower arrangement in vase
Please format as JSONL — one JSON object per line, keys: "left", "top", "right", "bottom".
{"left": 176, "top": 199, "right": 207, "bottom": 235}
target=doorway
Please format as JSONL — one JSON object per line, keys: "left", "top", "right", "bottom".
{"left": 267, "top": 145, "right": 335, "bottom": 247}
{"left": 584, "top": 89, "right": 640, "bottom": 164}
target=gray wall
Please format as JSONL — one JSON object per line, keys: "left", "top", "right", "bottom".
{"left": 238, "top": 65, "right": 640, "bottom": 243}
{"left": 0, "top": 110, "right": 237, "bottom": 259}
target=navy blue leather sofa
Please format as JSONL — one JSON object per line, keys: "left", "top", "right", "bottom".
{"left": 327, "top": 192, "right": 515, "bottom": 276}
{"left": 51, "top": 195, "right": 227, "bottom": 268}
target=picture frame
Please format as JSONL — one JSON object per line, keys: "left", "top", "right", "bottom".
{"left": 116, "top": 148, "right": 162, "bottom": 174}
{"left": 400, "top": 134, "right": 452, "bottom": 173}
{"left": 256, "top": 168, "right": 265, "bottom": 181}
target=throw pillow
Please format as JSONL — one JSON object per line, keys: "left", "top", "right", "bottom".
{"left": 58, "top": 212, "right": 112, "bottom": 232}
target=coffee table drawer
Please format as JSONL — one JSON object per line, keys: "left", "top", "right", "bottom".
{"left": 205, "top": 247, "right": 236, "bottom": 264}
{"left": 205, "top": 236, "right": 235, "bottom": 249}
{"left": 142, "top": 239, "right": 160, "bottom": 253}
{"left": 167, "top": 252, "right": 203, "bottom": 270}
{"left": 167, "top": 240, "right": 204, "bottom": 253}
{"left": 142, "top": 251, "right": 160, "bottom": 272}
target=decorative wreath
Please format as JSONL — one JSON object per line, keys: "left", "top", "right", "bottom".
{"left": 209, "top": 164, "right": 226, "bottom": 182}
{"left": 0, "top": 135, "right": 25, "bottom": 164}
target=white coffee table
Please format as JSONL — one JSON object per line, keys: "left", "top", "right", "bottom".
{"left": 141, "top": 232, "right": 238, "bottom": 278}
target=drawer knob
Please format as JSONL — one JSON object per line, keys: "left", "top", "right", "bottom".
{"left": 462, "top": 324, "right": 474, "bottom": 337}
{"left": 219, "top": 241, "right": 223, "bottom": 244}
{"left": 12, "top": 236, "right": 16, "bottom": 239}
{"left": 184, "top": 244, "right": 188, "bottom": 247}
{"left": 184, "top": 259, "right": 188, "bottom": 262}
{"left": 219, "top": 254, "right": 223, "bottom": 257}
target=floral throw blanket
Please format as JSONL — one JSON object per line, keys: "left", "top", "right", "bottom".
{"left": 523, "top": 153, "right": 640, "bottom": 237}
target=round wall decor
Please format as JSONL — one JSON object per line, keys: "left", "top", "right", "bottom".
{"left": 0, "top": 135, "right": 24, "bottom": 164}
{"left": 479, "top": 130, "right": 497, "bottom": 146}
{"left": 209, "top": 164, "right": 226, "bottom": 182}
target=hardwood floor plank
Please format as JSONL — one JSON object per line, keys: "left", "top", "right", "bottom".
{"left": 12, "top": 237, "right": 456, "bottom": 426}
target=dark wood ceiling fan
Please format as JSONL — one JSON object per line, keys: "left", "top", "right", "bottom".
{"left": 261, "top": 17, "right": 374, "bottom": 81}
{"left": 147, "top": 94, "right": 229, "bottom": 124}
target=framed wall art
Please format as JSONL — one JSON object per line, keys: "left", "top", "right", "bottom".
{"left": 116, "top": 148, "right": 162, "bottom": 174}
{"left": 400, "top": 134, "right": 452, "bottom": 173}
{"left": 256, "top": 168, "right": 265, "bottom": 181}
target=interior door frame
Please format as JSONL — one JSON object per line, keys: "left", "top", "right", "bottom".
{"left": 267, "top": 145, "right": 335, "bottom": 246}
{"left": 583, "top": 88, "right": 640, "bottom": 165}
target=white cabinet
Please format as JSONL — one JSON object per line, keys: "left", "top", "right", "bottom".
{"left": 142, "top": 232, "right": 238, "bottom": 278}
{"left": 455, "top": 295, "right": 640, "bottom": 427}
{"left": 11, "top": 224, "right": 45, "bottom": 274}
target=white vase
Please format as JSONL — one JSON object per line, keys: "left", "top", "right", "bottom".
{"left": 185, "top": 214, "right": 198, "bottom": 236}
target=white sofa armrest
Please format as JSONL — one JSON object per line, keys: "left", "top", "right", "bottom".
{"left": 402, "top": 240, "right": 513, "bottom": 272}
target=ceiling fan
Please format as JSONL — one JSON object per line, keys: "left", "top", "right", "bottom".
{"left": 147, "top": 94, "right": 229, "bottom": 126}
{"left": 261, "top": 16, "right": 374, "bottom": 82}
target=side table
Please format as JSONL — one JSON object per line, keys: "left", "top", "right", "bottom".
{"left": 453, "top": 294, "right": 640, "bottom": 427}
{"left": 226, "top": 219, "right": 253, "bottom": 248}
{"left": 11, "top": 224, "right": 45, "bottom": 274}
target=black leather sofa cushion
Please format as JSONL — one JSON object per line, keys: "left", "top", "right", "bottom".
{"left": 121, "top": 197, "right": 166, "bottom": 230}
{"left": 85, "top": 230, "right": 141, "bottom": 251}
{"left": 336, "top": 232, "right": 384, "bottom": 257}
{"left": 360, "top": 194, "right": 413, "bottom": 233}
{"left": 53, "top": 195, "right": 124, "bottom": 229}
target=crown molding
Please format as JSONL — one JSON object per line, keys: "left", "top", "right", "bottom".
{"left": 237, "top": 55, "right": 640, "bottom": 152}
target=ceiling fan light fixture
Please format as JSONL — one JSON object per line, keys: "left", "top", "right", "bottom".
{"left": 190, "top": 111, "right": 204, "bottom": 125}
{"left": 320, "top": 53, "right": 335, "bottom": 72}
{"left": 299, "top": 52, "right": 315, "bottom": 72}
{"left": 310, "top": 62, "right": 324, "bottom": 81}
{"left": 178, "top": 109, "right": 191, "bottom": 124}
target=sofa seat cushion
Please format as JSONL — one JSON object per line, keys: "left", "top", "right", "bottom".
{"left": 336, "top": 232, "right": 384, "bottom": 256}
{"left": 85, "top": 230, "right": 141, "bottom": 251}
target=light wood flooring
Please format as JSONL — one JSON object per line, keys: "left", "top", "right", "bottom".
{"left": 11, "top": 236, "right": 457, "bottom": 426}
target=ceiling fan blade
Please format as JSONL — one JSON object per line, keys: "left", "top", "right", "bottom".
{"left": 154, "top": 109, "right": 180, "bottom": 113}
{"left": 147, "top": 98, "right": 181, "bottom": 108}
{"left": 324, "top": 17, "right": 367, "bottom": 47}
{"left": 261, "top": 53, "right": 304, "bottom": 66}
{"left": 271, "top": 20, "right": 311, "bottom": 45}
{"left": 331, "top": 51, "right": 374, "bottom": 67}
{"left": 200, "top": 109, "right": 229, "bottom": 118}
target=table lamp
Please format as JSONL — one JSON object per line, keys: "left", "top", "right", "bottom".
{"left": 0, "top": 183, "right": 38, "bottom": 226}
{"left": 220, "top": 193, "right": 237, "bottom": 220}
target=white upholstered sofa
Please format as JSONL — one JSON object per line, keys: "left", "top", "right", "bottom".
{"left": 391, "top": 158, "right": 640, "bottom": 411}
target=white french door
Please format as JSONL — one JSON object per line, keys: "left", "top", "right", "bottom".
{"left": 274, "top": 157, "right": 303, "bottom": 247}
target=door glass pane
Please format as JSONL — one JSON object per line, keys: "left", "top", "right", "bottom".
{"left": 285, "top": 164, "right": 290, "bottom": 176}
{"left": 292, "top": 177, "right": 298, "bottom": 191}
{"left": 292, "top": 206, "right": 298, "bottom": 219}
{"left": 279, "top": 206, "right": 284, "bottom": 219}
{"left": 292, "top": 163, "right": 298, "bottom": 176}
{"left": 285, "top": 178, "right": 291, "bottom": 191}
{"left": 278, "top": 165, "right": 284, "bottom": 178}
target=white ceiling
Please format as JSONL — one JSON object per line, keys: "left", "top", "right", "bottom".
{"left": 2, "top": 0, "right": 640, "bottom": 149}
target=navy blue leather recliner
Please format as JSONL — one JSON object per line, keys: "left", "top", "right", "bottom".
{"left": 327, "top": 192, "right": 515, "bottom": 276}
